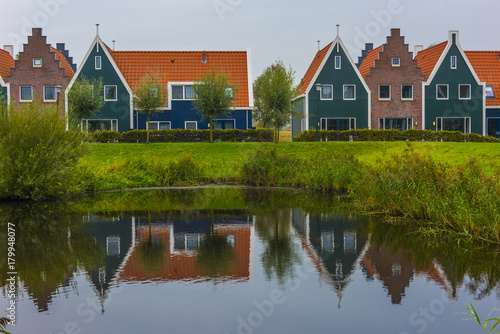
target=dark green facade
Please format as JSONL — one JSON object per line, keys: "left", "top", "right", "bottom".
{"left": 77, "top": 42, "right": 131, "bottom": 132}
{"left": 0, "top": 86, "right": 7, "bottom": 108}
{"left": 308, "top": 42, "right": 370, "bottom": 131}
{"left": 424, "top": 38, "right": 484, "bottom": 135}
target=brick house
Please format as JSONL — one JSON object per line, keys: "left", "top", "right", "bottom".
{"left": 7, "top": 28, "right": 74, "bottom": 114}
{"left": 359, "top": 29, "right": 426, "bottom": 130}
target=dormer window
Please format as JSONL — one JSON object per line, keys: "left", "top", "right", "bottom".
{"left": 202, "top": 54, "right": 207, "bottom": 63}
{"left": 33, "top": 58, "right": 42, "bottom": 67}
{"left": 451, "top": 56, "right": 457, "bottom": 69}
{"left": 392, "top": 58, "right": 400, "bottom": 67}
{"left": 95, "top": 56, "right": 101, "bottom": 70}
{"left": 486, "top": 85, "right": 495, "bottom": 98}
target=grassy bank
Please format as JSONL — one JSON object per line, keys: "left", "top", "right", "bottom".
{"left": 77, "top": 142, "right": 500, "bottom": 244}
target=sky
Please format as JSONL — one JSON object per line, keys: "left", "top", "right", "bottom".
{"left": 0, "top": 0, "right": 499, "bottom": 85}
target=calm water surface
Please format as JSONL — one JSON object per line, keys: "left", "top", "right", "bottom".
{"left": 0, "top": 188, "right": 498, "bottom": 334}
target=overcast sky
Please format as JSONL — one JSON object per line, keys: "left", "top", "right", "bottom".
{"left": 1, "top": 0, "right": 498, "bottom": 84}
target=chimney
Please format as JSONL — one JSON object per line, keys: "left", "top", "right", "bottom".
{"left": 317, "top": 40, "right": 320, "bottom": 52}
{"left": 3, "top": 45, "right": 14, "bottom": 58}
{"left": 112, "top": 40, "right": 115, "bottom": 51}
{"left": 414, "top": 45, "right": 423, "bottom": 57}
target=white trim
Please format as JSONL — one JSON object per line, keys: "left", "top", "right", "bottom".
{"left": 343, "top": 84, "right": 356, "bottom": 100}
{"left": 486, "top": 105, "right": 500, "bottom": 109}
{"left": 82, "top": 118, "right": 119, "bottom": 132}
{"left": 436, "top": 84, "right": 449, "bottom": 100}
{"left": 95, "top": 56, "right": 101, "bottom": 70}
{"left": 320, "top": 117, "right": 356, "bottom": 130}
{"left": 458, "top": 84, "right": 471, "bottom": 100}
{"left": 19, "top": 86, "right": 33, "bottom": 102}
{"left": 5, "top": 82, "right": 10, "bottom": 107}
{"left": 335, "top": 56, "right": 341, "bottom": 69}
{"left": 246, "top": 48, "right": 254, "bottom": 108}
{"left": 214, "top": 118, "right": 236, "bottom": 129}
{"left": 43, "top": 86, "right": 57, "bottom": 102}
{"left": 485, "top": 85, "right": 495, "bottom": 99}
{"left": 401, "top": 85, "right": 413, "bottom": 101}
{"left": 422, "top": 81, "right": 426, "bottom": 130}
{"left": 392, "top": 57, "right": 400, "bottom": 67}
{"left": 104, "top": 85, "right": 118, "bottom": 101}
{"left": 167, "top": 81, "right": 194, "bottom": 109}
{"left": 33, "top": 58, "right": 42, "bottom": 68}
{"left": 291, "top": 93, "right": 305, "bottom": 102}
{"left": 148, "top": 121, "right": 171, "bottom": 130}
{"left": 184, "top": 121, "right": 197, "bottom": 129}
{"left": 450, "top": 56, "right": 457, "bottom": 69}
{"left": 436, "top": 116, "right": 471, "bottom": 133}
{"left": 378, "top": 85, "right": 391, "bottom": 101}
{"left": 320, "top": 84, "right": 333, "bottom": 100}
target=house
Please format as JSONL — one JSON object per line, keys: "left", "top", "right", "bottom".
{"left": 415, "top": 31, "right": 485, "bottom": 135}
{"left": 7, "top": 28, "right": 74, "bottom": 115}
{"left": 66, "top": 27, "right": 254, "bottom": 132}
{"left": 359, "top": 29, "right": 426, "bottom": 130}
{"left": 0, "top": 46, "right": 15, "bottom": 106}
{"left": 465, "top": 51, "right": 500, "bottom": 137}
{"left": 292, "top": 27, "right": 371, "bottom": 140}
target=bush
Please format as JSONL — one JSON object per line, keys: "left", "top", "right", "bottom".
{"left": 0, "top": 103, "right": 86, "bottom": 200}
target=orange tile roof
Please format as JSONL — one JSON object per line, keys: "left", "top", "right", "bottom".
{"left": 298, "top": 42, "right": 332, "bottom": 95}
{"left": 109, "top": 49, "right": 250, "bottom": 107}
{"left": 414, "top": 41, "right": 447, "bottom": 80}
{"left": 51, "top": 47, "right": 74, "bottom": 79}
{"left": 0, "top": 49, "right": 14, "bottom": 82}
{"left": 359, "top": 45, "right": 383, "bottom": 79}
{"left": 465, "top": 51, "right": 500, "bottom": 106}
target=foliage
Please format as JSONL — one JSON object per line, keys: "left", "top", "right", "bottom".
{"left": 133, "top": 72, "right": 167, "bottom": 143}
{"left": 253, "top": 60, "right": 298, "bottom": 142}
{"left": 0, "top": 102, "right": 86, "bottom": 200}
{"left": 465, "top": 304, "right": 500, "bottom": 334}
{"left": 0, "top": 316, "right": 12, "bottom": 334}
{"left": 192, "top": 69, "right": 235, "bottom": 143}
{"left": 67, "top": 76, "right": 104, "bottom": 126}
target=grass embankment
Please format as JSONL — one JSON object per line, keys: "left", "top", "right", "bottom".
{"left": 78, "top": 142, "right": 500, "bottom": 244}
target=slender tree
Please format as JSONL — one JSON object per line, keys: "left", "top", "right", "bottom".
{"left": 192, "top": 69, "right": 234, "bottom": 143}
{"left": 253, "top": 61, "right": 298, "bottom": 143}
{"left": 68, "top": 76, "right": 104, "bottom": 129}
{"left": 133, "top": 73, "right": 167, "bottom": 143}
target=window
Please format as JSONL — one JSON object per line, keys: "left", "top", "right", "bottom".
{"left": 485, "top": 85, "right": 495, "bottom": 99}
{"left": 44, "top": 86, "right": 56, "bottom": 101}
{"left": 149, "top": 121, "right": 171, "bottom": 130}
{"left": 82, "top": 119, "right": 118, "bottom": 132}
{"left": 225, "top": 87, "right": 234, "bottom": 99}
{"left": 451, "top": 56, "right": 457, "bottom": 69}
{"left": 335, "top": 56, "right": 341, "bottom": 69}
{"left": 401, "top": 85, "right": 413, "bottom": 100}
{"left": 343, "top": 231, "right": 356, "bottom": 253}
{"left": 436, "top": 84, "right": 448, "bottom": 99}
{"left": 104, "top": 85, "right": 117, "bottom": 101}
{"left": 321, "top": 118, "right": 356, "bottom": 131}
{"left": 33, "top": 58, "right": 42, "bottom": 67}
{"left": 95, "top": 56, "right": 101, "bottom": 70}
{"left": 379, "top": 118, "right": 413, "bottom": 131}
{"left": 379, "top": 85, "right": 391, "bottom": 100}
{"left": 459, "top": 84, "right": 471, "bottom": 100}
{"left": 20, "top": 86, "right": 32, "bottom": 102}
{"left": 321, "top": 232, "right": 334, "bottom": 252}
{"left": 185, "top": 121, "right": 197, "bottom": 130}
{"left": 185, "top": 86, "right": 194, "bottom": 99}
{"left": 320, "top": 85, "right": 333, "bottom": 100}
{"left": 172, "top": 86, "right": 184, "bottom": 99}
{"left": 214, "top": 119, "right": 235, "bottom": 130}
{"left": 392, "top": 57, "right": 400, "bottom": 67}
{"left": 436, "top": 117, "right": 471, "bottom": 133}
{"left": 106, "top": 236, "right": 120, "bottom": 256}
{"left": 343, "top": 84, "right": 355, "bottom": 100}
{"left": 202, "top": 54, "right": 208, "bottom": 63}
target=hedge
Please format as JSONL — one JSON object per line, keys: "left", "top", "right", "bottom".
{"left": 293, "top": 129, "right": 500, "bottom": 143}
{"left": 83, "top": 129, "right": 274, "bottom": 143}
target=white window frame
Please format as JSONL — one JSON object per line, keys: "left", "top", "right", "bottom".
{"left": 320, "top": 85, "right": 333, "bottom": 100}
{"left": 335, "top": 56, "right": 341, "bottom": 69}
{"left": 185, "top": 121, "right": 197, "bottom": 130}
{"left": 451, "top": 56, "right": 457, "bottom": 69}
{"left": 379, "top": 118, "right": 413, "bottom": 130}
{"left": 392, "top": 57, "right": 400, "bottom": 67}
{"left": 458, "top": 84, "right": 471, "bottom": 100}
{"left": 104, "top": 85, "right": 117, "bottom": 101}
{"left": 436, "top": 84, "right": 449, "bottom": 100}
{"left": 214, "top": 119, "right": 236, "bottom": 130}
{"left": 378, "top": 85, "right": 391, "bottom": 100}
{"left": 148, "top": 121, "right": 171, "bottom": 130}
{"left": 320, "top": 117, "right": 356, "bottom": 130}
{"left": 95, "top": 56, "right": 101, "bottom": 70}
{"left": 343, "top": 84, "right": 356, "bottom": 100}
{"left": 485, "top": 85, "right": 495, "bottom": 98}
{"left": 185, "top": 85, "right": 195, "bottom": 100}
{"left": 81, "top": 119, "right": 119, "bottom": 132}
{"left": 401, "top": 85, "right": 413, "bottom": 101}
{"left": 20, "top": 86, "right": 33, "bottom": 102}
{"left": 33, "top": 58, "right": 42, "bottom": 67}
{"left": 106, "top": 236, "right": 120, "bottom": 256}
{"left": 436, "top": 117, "right": 471, "bottom": 133}
{"left": 43, "top": 86, "right": 57, "bottom": 102}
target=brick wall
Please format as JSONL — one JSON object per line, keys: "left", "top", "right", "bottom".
{"left": 7, "top": 28, "right": 71, "bottom": 114}
{"left": 364, "top": 29, "right": 426, "bottom": 129}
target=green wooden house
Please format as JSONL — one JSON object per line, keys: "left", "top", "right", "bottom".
{"left": 0, "top": 48, "right": 14, "bottom": 108}
{"left": 292, "top": 29, "right": 371, "bottom": 140}
{"left": 415, "top": 31, "right": 485, "bottom": 135}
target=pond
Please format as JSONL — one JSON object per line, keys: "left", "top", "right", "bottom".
{"left": 0, "top": 188, "right": 498, "bottom": 334}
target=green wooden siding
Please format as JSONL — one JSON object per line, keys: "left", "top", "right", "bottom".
{"left": 291, "top": 97, "right": 304, "bottom": 139}
{"left": 0, "top": 86, "right": 7, "bottom": 108}
{"left": 78, "top": 44, "right": 131, "bottom": 132}
{"left": 308, "top": 44, "right": 369, "bottom": 130}
{"left": 424, "top": 43, "right": 484, "bottom": 134}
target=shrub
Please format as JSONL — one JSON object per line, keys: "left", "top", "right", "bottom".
{"left": 0, "top": 103, "right": 85, "bottom": 200}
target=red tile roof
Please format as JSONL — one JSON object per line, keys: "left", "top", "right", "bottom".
{"left": 51, "top": 47, "right": 74, "bottom": 79}
{"left": 298, "top": 42, "right": 332, "bottom": 95}
{"left": 109, "top": 49, "right": 250, "bottom": 107}
{"left": 414, "top": 41, "right": 447, "bottom": 80}
{"left": 359, "top": 45, "right": 383, "bottom": 79}
{"left": 0, "top": 49, "right": 14, "bottom": 82}
{"left": 465, "top": 51, "right": 500, "bottom": 106}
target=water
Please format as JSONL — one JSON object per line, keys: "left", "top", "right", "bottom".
{"left": 0, "top": 188, "right": 498, "bottom": 334}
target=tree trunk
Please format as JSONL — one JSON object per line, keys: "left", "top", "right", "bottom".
{"left": 210, "top": 117, "right": 213, "bottom": 143}
{"left": 147, "top": 113, "right": 150, "bottom": 144}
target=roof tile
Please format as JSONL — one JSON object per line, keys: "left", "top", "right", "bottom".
{"left": 466, "top": 50, "right": 500, "bottom": 106}
{"left": 298, "top": 42, "right": 332, "bottom": 95}
{"left": 414, "top": 41, "right": 447, "bottom": 80}
{"left": 0, "top": 49, "right": 14, "bottom": 82}
{"left": 359, "top": 45, "right": 384, "bottom": 79}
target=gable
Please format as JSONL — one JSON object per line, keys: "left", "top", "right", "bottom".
{"left": 298, "top": 42, "right": 332, "bottom": 95}
{"left": 359, "top": 45, "right": 383, "bottom": 79}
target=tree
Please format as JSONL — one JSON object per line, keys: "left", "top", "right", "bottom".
{"left": 253, "top": 61, "right": 298, "bottom": 143}
{"left": 68, "top": 76, "right": 104, "bottom": 129}
{"left": 133, "top": 73, "right": 167, "bottom": 143}
{"left": 192, "top": 69, "right": 234, "bottom": 143}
